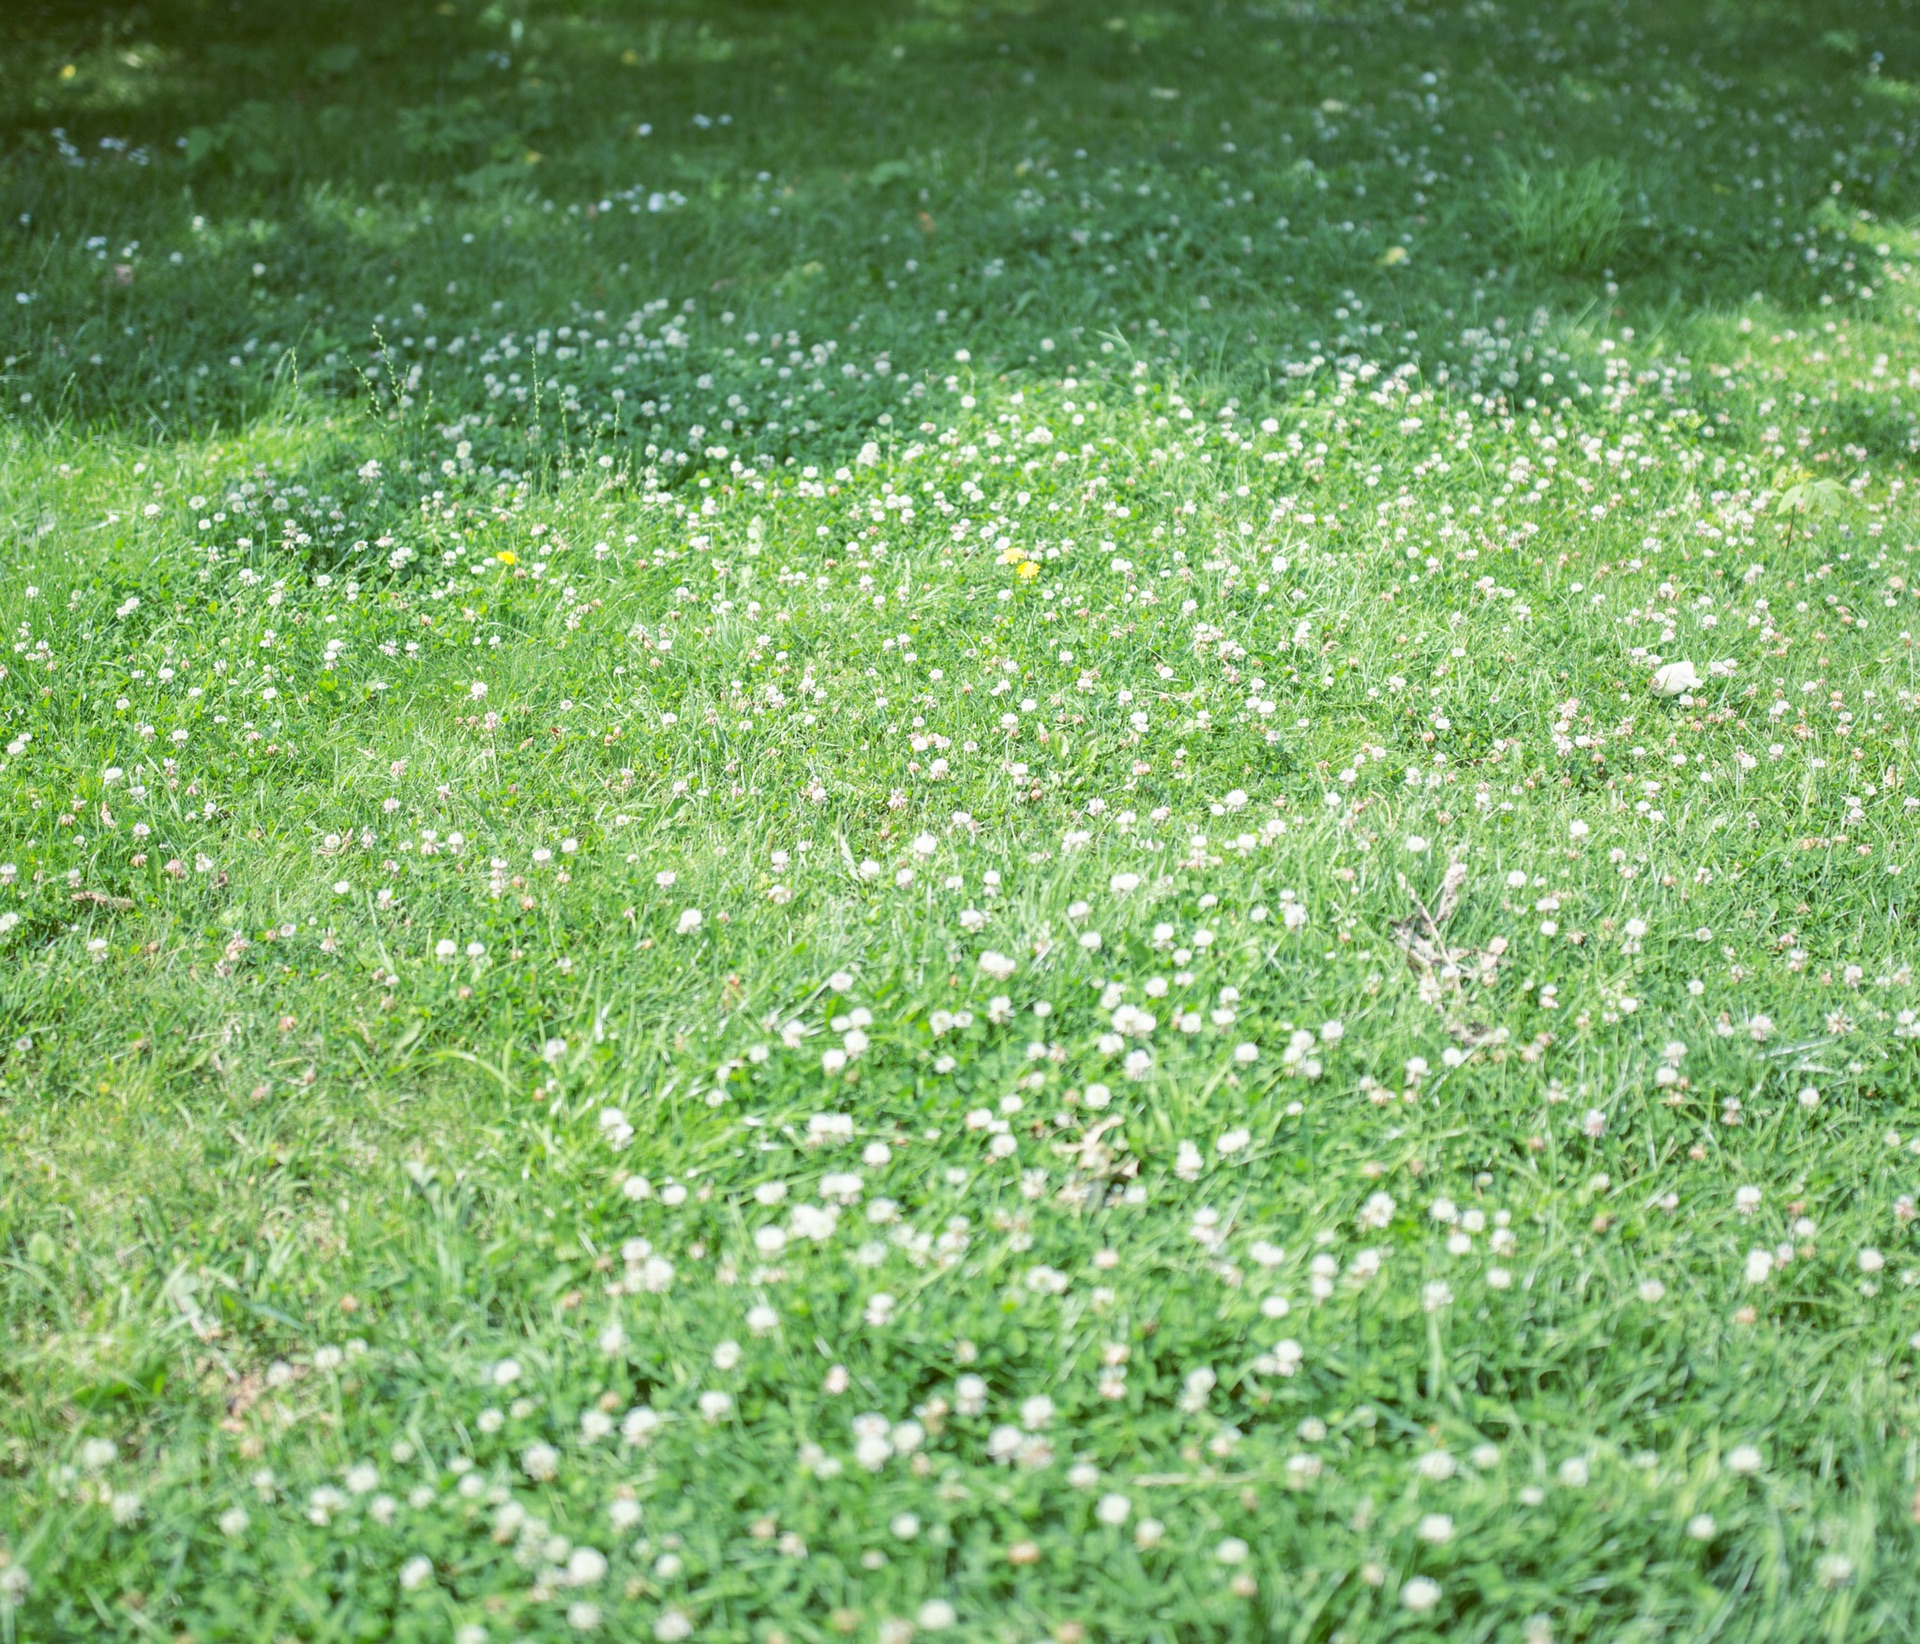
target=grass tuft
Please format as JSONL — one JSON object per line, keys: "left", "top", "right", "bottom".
{"left": 1492, "top": 157, "right": 1628, "bottom": 273}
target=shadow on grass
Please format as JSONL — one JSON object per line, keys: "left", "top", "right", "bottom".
{"left": 2, "top": 0, "right": 1920, "bottom": 456}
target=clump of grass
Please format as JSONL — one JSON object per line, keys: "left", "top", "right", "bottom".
{"left": 1493, "top": 155, "right": 1627, "bottom": 271}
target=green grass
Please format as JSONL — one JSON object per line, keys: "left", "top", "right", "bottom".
{"left": 5, "top": 0, "right": 1920, "bottom": 1639}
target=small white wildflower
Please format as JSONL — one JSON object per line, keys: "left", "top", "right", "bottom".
{"left": 1397, "top": 1576, "right": 1441, "bottom": 1615}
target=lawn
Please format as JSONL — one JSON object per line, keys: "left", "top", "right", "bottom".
{"left": 5, "top": 0, "right": 1920, "bottom": 1638}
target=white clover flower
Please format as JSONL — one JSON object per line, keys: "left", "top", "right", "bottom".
{"left": 566, "top": 1547, "right": 609, "bottom": 1586}
{"left": 1285, "top": 1452, "right": 1323, "bottom": 1486}
{"left": 1400, "top": 1576, "right": 1441, "bottom": 1613}
{"left": 790, "top": 1204, "right": 839, "bottom": 1241}
{"left": 1018, "top": 1394, "right": 1054, "bottom": 1430}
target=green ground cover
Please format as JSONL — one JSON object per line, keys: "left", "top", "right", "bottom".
{"left": 6, "top": 0, "right": 1920, "bottom": 1638}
